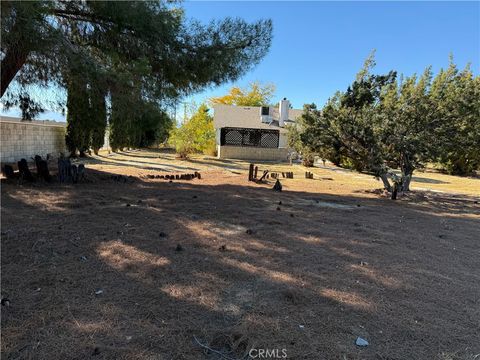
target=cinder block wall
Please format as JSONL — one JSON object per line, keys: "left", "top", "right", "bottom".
{"left": 218, "top": 145, "right": 289, "bottom": 161}
{"left": 1, "top": 117, "right": 68, "bottom": 164}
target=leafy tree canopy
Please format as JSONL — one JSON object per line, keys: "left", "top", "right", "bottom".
{"left": 210, "top": 81, "right": 276, "bottom": 106}
{"left": 292, "top": 52, "right": 480, "bottom": 191}
{"left": 1, "top": 1, "right": 273, "bottom": 115}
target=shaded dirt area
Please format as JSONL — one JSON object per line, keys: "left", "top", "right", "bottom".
{"left": 1, "top": 152, "right": 480, "bottom": 360}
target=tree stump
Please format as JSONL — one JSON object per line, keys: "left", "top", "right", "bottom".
{"left": 58, "top": 157, "right": 72, "bottom": 183}
{"left": 2, "top": 165, "right": 15, "bottom": 179}
{"left": 71, "top": 164, "right": 78, "bottom": 183}
{"left": 78, "top": 164, "right": 86, "bottom": 181}
{"left": 272, "top": 179, "right": 282, "bottom": 192}
{"left": 248, "top": 163, "right": 254, "bottom": 181}
{"left": 17, "top": 159, "right": 34, "bottom": 182}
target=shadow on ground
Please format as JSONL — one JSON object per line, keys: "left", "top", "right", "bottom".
{"left": 1, "top": 168, "right": 479, "bottom": 360}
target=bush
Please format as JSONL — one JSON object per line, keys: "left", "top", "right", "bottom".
{"left": 169, "top": 104, "right": 215, "bottom": 158}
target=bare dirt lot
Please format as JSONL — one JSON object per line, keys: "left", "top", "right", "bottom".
{"left": 2, "top": 149, "right": 480, "bottom": 360}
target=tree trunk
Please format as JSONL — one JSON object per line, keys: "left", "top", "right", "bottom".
{"left": 1, "top": 11, "right": 31, "bottom": 97}
{"left": 1, "top": 47, "right": 30, "bottom": 97}
{"left": 401, "top": 171, "right": 413, "bottom": 191}
{"left": 379, "top": 173, "right": 392, "bottom": 192}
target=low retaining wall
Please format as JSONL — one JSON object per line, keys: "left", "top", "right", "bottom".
{"left": 217, "top": 145, "right": 289, "bottom": 161}
{"left": 1, "top": 116, "right": 67, "bottom": 164}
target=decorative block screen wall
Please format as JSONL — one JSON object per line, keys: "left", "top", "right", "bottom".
{"left": 220, "top": 127, "right": 279, "bottom": 148}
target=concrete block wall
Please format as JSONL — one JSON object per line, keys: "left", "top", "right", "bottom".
{"left": 217, "top": 145, "right": 289, "bottom": 161}
{"left": 1, "top": 117, "right": 68, "bottom": 164}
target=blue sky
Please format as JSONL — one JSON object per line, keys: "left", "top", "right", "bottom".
{"left": 1, "top": 1, "right": 478, "bottom": 120}
{"left": 183, "top": 1, "right": 479, "bottom": 109}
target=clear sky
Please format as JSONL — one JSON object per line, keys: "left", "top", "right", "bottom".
{"left": 1, "top": 1, "right": 478, "bottom": 120}
{"left": 183, "top": 1, "right": 479, "bottom": 110}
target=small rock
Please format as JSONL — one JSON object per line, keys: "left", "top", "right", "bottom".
{"left": 175, "top": 244, "right": 183, "bottom": 252}
{"left": 290, "top": 213, "right": 294, "bottom": 218}
{"left": 278, "top": 201, "right": 282, "bottom": 205}
{"left": 192, "top": 195, "right": 198, "bottom": 199}
{"left": 1, "top": 298, "right": 10, "bottom": 307}
{"left": 355, "top": 337, "right": 369, "bottom": 347}
{"left": 219, "top": 245, "right": 227, "bottom": 252}
{"left": 125, "top": 203, "right": 131, "bottom": 207}
{"left": 95, "top": 289, "right": 103, "bottom": 296}
{"left": 80, "top": 256, "right": 88, "bottom": 262}
{"left": 357, "top": 204, "right": 361, "bottom": 207}
{"left": 246, "top": 229, "right": 254, "bottom": 235}
{"left": 92, "top": 347, "right": 101, "bottom": 356}
{"left": 276, "top": 207, "right": 281, "bottom": 211}
{"left": 360, "top": 261, "right": 368, "bottom": 266}
{"left": 126, "top": 336, "right": 133, "bottom": 341}
{"left": 159, "top": 232, "right": 167, "bottom": 238}
{"left": 299, "top": 325, "right": 305, "bottom": 330}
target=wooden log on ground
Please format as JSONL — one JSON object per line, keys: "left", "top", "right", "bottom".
{"left": 257, "top": 170, "right": 269, "bottom": 182}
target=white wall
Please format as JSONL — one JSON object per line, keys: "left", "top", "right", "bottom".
{"left": 1, "top": 116, "right": 67, "bottom": 163}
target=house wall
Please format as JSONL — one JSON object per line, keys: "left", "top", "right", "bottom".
{"left": 217, "top": 145, "right": 289, "bottom": 161}
{"left": 213, "top": 104, "right": 302, "bottom": 162}
{"left": 1, "top": 116, "right": 68, "bottom": 164}
{"left": 213, "top": 104, "right": 302, "bottom": 136}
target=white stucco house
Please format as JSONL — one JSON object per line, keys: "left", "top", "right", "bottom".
{"left": 213, "top": 98, "right": 303, "bottom": 161}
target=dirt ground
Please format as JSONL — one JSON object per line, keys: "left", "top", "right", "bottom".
{"left": 1, "top": 149, "right": 479, "bottom": 360}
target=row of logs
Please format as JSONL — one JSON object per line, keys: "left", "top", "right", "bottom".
{"left": 2, "top": 155, "right": 85, "bottom": 183}
{"left": 58, "top": 157, "right": 86, "bottom": 183}
{"left": 271, "top": 172, "right": 293, "bottom": 179}
{"left": 248, "top": 164, "right": 294, "bottom": 182}
{"left": 145, "top": 172, "right": 201, "bottom": 181}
